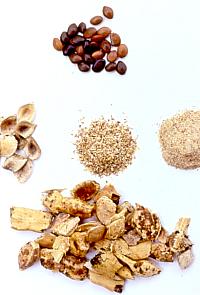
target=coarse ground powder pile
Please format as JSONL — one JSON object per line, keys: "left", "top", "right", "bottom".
{"left": 159, "top": 110, "right": 200, "bottom": 169}
{"left": 74, "top": 117, "right": 137, "bottom": 176}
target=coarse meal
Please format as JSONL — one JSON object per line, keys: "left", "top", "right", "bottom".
{"left": 11, "top": 181, "right": 193, "bottom": 293}
{"left": 74, "top": 117, "right": 137, "bottom": 176}
{"left": 159, "top": 110, "right": 200, "bottom": 169}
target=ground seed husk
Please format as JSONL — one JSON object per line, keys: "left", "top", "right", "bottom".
{"left": 159, "top": 110, "right": 200, "bottom": 169}
{"left": 74, "top": 117, "right": 137, "bottom": 176}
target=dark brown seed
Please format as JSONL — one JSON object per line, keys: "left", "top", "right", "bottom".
{"left": 107, "top": 50, "right": 118, "bottom": 62}
{"left": 90, "top": 16, "right": 103, "bottom": 25}
{"left": 91, "top": 34, "right": 105, "bottom": 43}
{"left": 105, "top": 62, "right": 117, "bottom": 72}
{"left": 110, "top": 33, "right": 121, "bottom": 46}
{"left": 53, "top": 38, "right": 63, "bottom": 51}
{"left": 67, "top": 23, "right": 78, "bottom": 37}
{"left": 92, "top": 50, "right": 105, "bottom": 60}
{"left": 69, "top": 54, "right": 83, "bottom": 64}
{"left": 83, "top": 27, "right": 97, "bottom": 38}
{"left": 78, "top": 22, "right": 86, "bottom": 33}
{"left": 78, "top": 62, "right": 90, "bottom": 72}
{"left": 84, "top": 54, "right": 94, "bottom": 64}
{"left": 100, "top": 40, "right": 111, "bottom": 53}
{"left": 92, "top": 59, "right": 106, "bottom": 72}
{"left": 97, "top": 27, "right": 111, "bottom": 37}
{"left": 117, "top": 44, "right": 128, "bottom": 58}
{"left": 84, "top": 41, "right": 99, "bottom": 54}
{"left": 76, "top": 45, "right": 84, "bottom": 56}
{"left": 60, "top": 32, "right": 70, "bottom": 44}
{"left": 103, "top": 6, "right": 114, "bottom": 19}
{"left": 116, "top": 61, "right": 127, "bottom": 75}
{"left": 70, "top": 35, "right": 85, "bottom": 46}
{"left": 63, "top": 44, "right": 75, "bottom": 56}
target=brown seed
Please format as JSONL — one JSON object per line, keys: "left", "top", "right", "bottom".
{"left": 78, "top": 22, "right": 86, "bottom": 33}
{"left": 97, "top": 27, "right": 111, "bottom": 37}
{"left": 78, "top": 62, "right": 90, "bottom": 72}
{"left": 70, "top": 35, "right": 85, "bottom": 46}
{"left": 84, "top": 41, "right": 99, "bottom": 54}
{"left": 92, "top": 50, "right": 105, "bottom": 60}
{"left": 60, "top": 32, "right": 70, "bottom": 44}
{"left": 110, "top": 33, "right": 121, "bottom": 46}
{"left": 117, "top": 44, "right": 128, "bottom": 58}
{"left": 107, "top": 50, "right": 118, "bottom": 62}
{"left": 105, "top": 62, "right": 117, "bottom": 72}
{"left": 83, "top": 27, "right": 97, "bottom": 38}
{"left": 100, "top": 40, "right": 111, "bottom": 53}
{"left": 90, "top": 16, "right": 103, "bottom": 26}
{"left": 53, "top": 38, "right": 63, "bottom": 51}
{"left": 92, "top": 59, "right": 106, "bottom": 72}
{"left": 103, "top": 6, "right": 114, "bottom": 19}
{"left": 69, "top": 54, "right": 83, "bottom": 64}
{"left": 67, "top": 23, "right": 78, "bottom": 37}
{"left": 76, "top": 45, "right": 84, "bottom": 56}
{"left": 84, "top": 54, "right": 94, "bottom": 64}
{"left": 91, "top": 34, "right": 105, "bottom": 43}
{"left": 116, "top": 61, "right": 127, "bottom": 75}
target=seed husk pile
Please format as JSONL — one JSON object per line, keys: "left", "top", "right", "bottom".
{"left": 11, "top": 181, "right": 193, "bottom": 293}
{"left": 0, "top": 104, "right": 41, "bottom": 182}
{"left": 53, "top": 6, "right": 128, "bottom": 75}
{"left": 74, "top": 117, "right": 137, "bottom": 176}
{"left": 159, "top": 110, "right": 200, "bottom": 169}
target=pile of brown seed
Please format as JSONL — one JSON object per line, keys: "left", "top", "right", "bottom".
{"left": 11, "top": 181, "right": 193, "bottom": 293}
{"left": 159, "top": 110, "right": 200, "bottom": 169}
{"left": 74, "top": 118, "right": 137, "bottom": 176}
{"left": 53, "top": 6, "right": 128, "bottom": 75}
{"left": 0, "top": 104, "right": 41, "bottom": 182}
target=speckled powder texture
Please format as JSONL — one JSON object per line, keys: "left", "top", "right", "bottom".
{"left": 159, "top": 110, "right": 200, "bottom": 169}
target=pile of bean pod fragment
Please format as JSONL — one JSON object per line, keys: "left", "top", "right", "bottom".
{"left": 53, "top": 6, "right": 128, "bottom": 75}
{"left": 11, "top": 181, "right": 193, "bottom": 293}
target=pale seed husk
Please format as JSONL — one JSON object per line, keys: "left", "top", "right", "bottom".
{"left": 2, "top": 154, "right": 28, "bottom": 172}
{"left": 0, "top": 135, "right": 18, "bottom": 157}
{"left": 25, "top": 137, "right": 41, "bottom": 160}
{"left": 15, "top": 134, "right": 27, "bottom": 150}
{"left": 14, "top": 159, "right": 33, "bottom": 183}
{"left": 0, "top": 116, "right": 17, "bottom": 135}
{"left": 17, "top": 103, "right": 36, "bottom": 122}
{"left": 15, "top": 121, "right": 36, "bottom": 139}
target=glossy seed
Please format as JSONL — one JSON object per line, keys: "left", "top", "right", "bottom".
{"left": 63, "top": 44, "right": 75, "bottom": 56}
{"left": 84, "top": 54, "right": 94, "bottom": 64}
{"left": 78, "top": 62, "right": 90, "bottom": 72}
{"left": 78, "top": 22, "right": 86, "bottom": 33}
{"left": 84, "top": 41, "right": 99, "bottom": 54}
{"left": 92, "top": 59, "right": 106, "bottom": 72}
{"left": 53, "top": 38, "right": 64, "bottom": 51}
{"left": 97, "top": 27, "right": 111, "bottom": 37}
{"left": 84, "top": 27, "right": 97, "bottom": 38}
{"left": 76, "top": 45, "right": 84, "bottom": 56}
{"left": 60, "top": 32, "right": 70, "bottom": 44}
{"left": 103, "top": 6, "right": 114, "bottom": 19}
{"left": 116, "top": 61, "right": 127, "bottom": 75}
{"left": 117, "top": 44, "right": 128, "bottom": 58}
{"left": 70, "top": 35, "right": 85, "bottom": 46}
{"left": 110, "top": 33, "right": 121, "bottom": 46}
{"left": 105, "top": 62, "right": 117, "bottom": 72}
{"left": 107, "top": 50, "right": 118, "bottom": 62}
{"left": 92, "top": 50, "right": 105, "bottom": 60}
{"left": 91, "top": 34, "right": 105, "bottom": 43}
{"left": 69, "top": 54, "right": 83, "bottom": 64}
{"left": 100, "top": 40, "right": 111, "bottom": 53}
{"left": 90, "top": 16, "right": 103, "bottom": 26}
{"left": 67, "top": 23, "right": 78, "bottom": 37}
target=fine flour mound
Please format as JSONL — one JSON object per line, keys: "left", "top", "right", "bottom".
{"left": 159, "top": 110, "right": 200, "bottom": 169}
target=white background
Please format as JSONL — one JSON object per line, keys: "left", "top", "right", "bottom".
{"left": 0, "top": 0, "right": 200, "bottom": 294}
